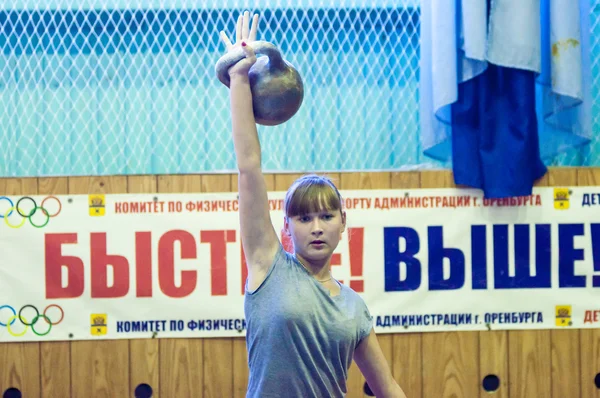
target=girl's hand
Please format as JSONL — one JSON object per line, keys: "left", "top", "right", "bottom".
{"left": 219, "top": 11, "right": 259, "bottom": 78}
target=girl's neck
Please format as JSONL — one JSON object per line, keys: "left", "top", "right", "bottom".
{"left": 294, "top": 253, "right": 331, "bottom": 282}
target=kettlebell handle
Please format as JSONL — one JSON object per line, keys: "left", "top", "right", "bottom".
{"left": 215, "top": 40, "right": 285, "bottom": 87}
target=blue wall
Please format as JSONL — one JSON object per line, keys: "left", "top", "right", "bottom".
{"left": 0, "top": 6, "right": 596, "bottom": 177}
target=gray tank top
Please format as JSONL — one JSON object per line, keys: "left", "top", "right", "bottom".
{"left": 244, "top": 244, "right": 373, "bottom": 398}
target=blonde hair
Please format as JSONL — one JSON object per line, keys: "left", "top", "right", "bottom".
{"left": 284, "top": 174, "right": 343, "bottom": 218}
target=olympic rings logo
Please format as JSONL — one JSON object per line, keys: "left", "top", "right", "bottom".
{"left": 0, "top": 304, "right": 64, "bottom": 337}
{"left": 0, "top": 196, "right": 62, "bottom": 228}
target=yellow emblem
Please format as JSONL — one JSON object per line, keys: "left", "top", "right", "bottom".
{"left": 89, "top": 195, "right": 105, "bottom": 216}
{"left": 553, "top": 188, "right": 570, "bottom": 210}
{"left": 91, "top": 314, "right": 107, "bottom": 335}
{"left": 555, "top": 305, "right": 572, "bottom": 327}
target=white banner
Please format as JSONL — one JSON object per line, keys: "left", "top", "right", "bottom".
{"left": 1, "top": 186, "right": 599, "bottom": 342}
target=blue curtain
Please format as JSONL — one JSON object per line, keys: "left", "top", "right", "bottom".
{"left": 419, "top": 0, "right": 593, "bottom": 198}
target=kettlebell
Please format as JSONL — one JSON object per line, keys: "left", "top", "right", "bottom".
{"left": 215, "top": 41, "right": 304, "bottom": 126}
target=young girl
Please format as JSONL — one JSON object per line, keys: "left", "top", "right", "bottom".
{"left": 220, "top": 11, "right": 407, "bottom": 398}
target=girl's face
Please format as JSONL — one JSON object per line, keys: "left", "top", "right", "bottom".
{"left": 284, "top": 207, "right": 346, "bottom": 264}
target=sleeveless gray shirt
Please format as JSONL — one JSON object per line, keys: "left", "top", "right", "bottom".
{"left": 244, "top": 244, "right": 373, "bottom": 398}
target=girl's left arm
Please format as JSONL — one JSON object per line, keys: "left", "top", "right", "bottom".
{"left": 354, "top": 329, "right": 408, "bottom": 398}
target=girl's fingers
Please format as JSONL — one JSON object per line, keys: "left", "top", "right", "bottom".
{"left": 236, "top": 15, "right": 243, "bottom": 42}
{"left": 249, "top": 13, "right": 259, "bottom": 41}
{"left": 241, "top": 42, "right": 256, "bottom": 62}
{"left": 230, "top": 11, "right": 257, "bottom": 48}
{"left": 242, "top": 11, "right": 250, "bottom": 40}
{"left": 219, "top": 31, "right": 233, "bottom": 50}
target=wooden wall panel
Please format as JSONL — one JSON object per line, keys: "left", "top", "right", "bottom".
{"left": 339, "top": 172, "right": 393, "bottom": 397}
{"left": 38, "top": 177, "right": 71, "bottom": 398}
{"left": 473, "top": 167, "right": 558, "bottom": 398}
{"left": 68, "top": 176, "right": 130, "bottom": 398}
{"left": 129, "top": 333, "right": 160, "bottom": 398}
{"left": 420, "top": 171, "right": 480, "bottom": 398}
{"left": 508, "top": 330, "right": 552, "bottom": 398}
{"left": 505, "top": 171, "right": 552, "bottom": 398}
{"left": 156, "top": 175, "right": 204, "bottom": 397}
{"left": 0, "top": 177, "right": 38, "bottom": 194}
{"left": 0, "top": 341, "right": 41, "bottom": 398}
{"left": 159, "top": 339, "right": 204, "bottom": 397}
{"left": 546, "top": 169, "right": 582, "bottom": 398}
{"left": 551, "top": 329, "right": 581, "bottom": 398}
{"left": 201, "top": 174, "right": 234, "bottom": 398}
{"left": 578, "top": 167, "right": 600, "bottom": 186}
{"left": 581, "top": 328, "right": 600, "bottom": 398}
{"left": 475, "top": 169, "right": 551, "bottom": 398}
{"left": 578, "top": 168, "right": 600, "bottom": 398}
{"left": 128, "top": 175, "right": 158, "bottom": 193}
{"left": 0, "top": 178, "right": 41, "bottom": 398}
{"left": 274, "top": 173, "right": 305, "bottom": 192}
{"left": 38, "top": 176, "right": 69, "bottom": 196}
{"left": 232, "top": 337, "right": 249, "bottom": 397}
{"left": 127, "top": 175, "right": 161, "bottom": 397}
{"left": 479, "top": 331, "right": 508, "bottom": 398}
{"left": 2, "top": 168, "right": 600, "bottom": 398}
{"left": 390, "top": 171, "right": 423, "bottom": 398}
